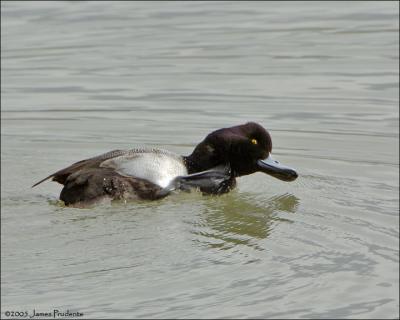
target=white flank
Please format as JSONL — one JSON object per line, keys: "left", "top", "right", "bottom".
{"left": 100, "top": 149, "right": 188, "bottom": 188}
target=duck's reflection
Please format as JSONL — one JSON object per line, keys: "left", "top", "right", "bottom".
{"left": 190, "top": 192, "right": 300, "bottom": 250}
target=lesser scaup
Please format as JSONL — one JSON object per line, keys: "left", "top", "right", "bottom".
{"left": 33, "top": 122, "right": 297, "bottom": 207}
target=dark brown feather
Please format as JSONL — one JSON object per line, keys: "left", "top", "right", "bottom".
{"left": 32, "top": 149, "right": 126, "bottom": 187}
{"left": 59, "top": 167, "right": 168, "bottom": 206}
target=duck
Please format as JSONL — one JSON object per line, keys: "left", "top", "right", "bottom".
{"left": 32, "top": 122, "right": 298, "bottom": 207}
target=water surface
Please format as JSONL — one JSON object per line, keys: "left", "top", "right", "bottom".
{"left": 1, "top": 1, "right": 399, "bottom": 319}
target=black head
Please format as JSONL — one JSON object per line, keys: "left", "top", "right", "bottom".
{"left": 185, "top": 122, "right": 297, "bottom": 181}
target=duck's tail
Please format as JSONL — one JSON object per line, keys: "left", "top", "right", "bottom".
{"left": 32, "top": 174, "right": 55, "bottom": 188}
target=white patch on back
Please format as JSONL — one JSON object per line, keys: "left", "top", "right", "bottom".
{"left": 100, "top": 149, "right": 188, "bottom": 188}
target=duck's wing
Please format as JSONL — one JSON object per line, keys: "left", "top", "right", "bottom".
{"left": 32, "top": 149, "right": 128, "bottom": 187}
{"left": 32, "top": 148, "right": 183, "bottom": 188}
{"left": 170, "top": 165, "right": 234, "bottom": 194}
{"left": 32, "top": 149, "right": 169, "bottom": 188}
{"left": 59, "top": 167, "right": 168, "bottom": 207}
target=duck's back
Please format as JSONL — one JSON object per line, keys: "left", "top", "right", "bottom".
{"left": 32, "top": 148, "right": 188, "bottom": 207}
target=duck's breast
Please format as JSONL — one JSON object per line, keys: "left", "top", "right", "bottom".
{"left": 100, "top": 149, "right": 187, "bottom": 188}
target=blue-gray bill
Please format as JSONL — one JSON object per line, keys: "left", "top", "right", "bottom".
{"left": 256, "top": 154, "right": 298, "bottom": 182}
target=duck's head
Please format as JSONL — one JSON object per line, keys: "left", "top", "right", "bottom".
{"left": 185, "top": 122, "right": 298, "bottom": 181}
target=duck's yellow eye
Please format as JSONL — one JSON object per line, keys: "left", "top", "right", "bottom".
{"left": 251, "top": 138, "right": 258, "bottom": 145}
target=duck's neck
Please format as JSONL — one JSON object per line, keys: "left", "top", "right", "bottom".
{"left": 183, "top": 141, "right": 226, "bottom": 174}
{"left": 183, "top": 154, "right": 235, "bottom": 178}
{"left": 182, "top": 155, "right": 203, "bottom": 174}
{"left": 183, "top": 154, "right": 237, "bottom": 194}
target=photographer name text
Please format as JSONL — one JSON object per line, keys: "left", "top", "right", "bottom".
{"left": 4, "top": 309, "right": 84, "bottom": 319}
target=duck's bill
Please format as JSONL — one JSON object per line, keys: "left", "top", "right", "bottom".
{"left": 256, "top": 154, "right": 298, "bottom": 182}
